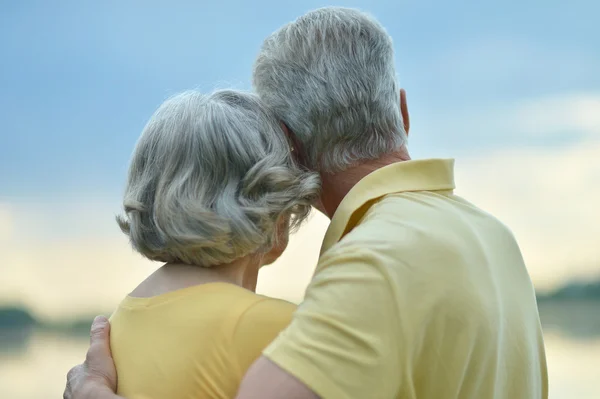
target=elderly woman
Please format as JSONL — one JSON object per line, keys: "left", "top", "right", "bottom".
{"left": 108, "top": 89, "right": 319, "bottom": 398}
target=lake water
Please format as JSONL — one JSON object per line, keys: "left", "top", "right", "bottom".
{"left": 1, "top": 300, "right": 599, "bottom": 399}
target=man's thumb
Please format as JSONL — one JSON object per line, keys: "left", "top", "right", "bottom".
{"left": 90, "top": 315, "right": 110, "bottom": 345}
{"left": 87, "top": 315, "right": 112, "bottom": 366}
{"left": 84, "top": 315, "right": 116, "bottom": 390}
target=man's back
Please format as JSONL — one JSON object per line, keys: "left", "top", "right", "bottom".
{"left": 263, "top": 159, "right": 548, "bottom": 398}
{"left": 350, "top": 190, "right": 546, "bottom": 398}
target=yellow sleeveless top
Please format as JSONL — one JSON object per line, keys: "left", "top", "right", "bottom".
{"left": 110, "top": 282, "right": 295, "bottom": 399}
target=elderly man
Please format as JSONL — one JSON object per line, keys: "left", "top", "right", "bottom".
{"left": 65, "top": 7, "right": 548, "bottom": 399}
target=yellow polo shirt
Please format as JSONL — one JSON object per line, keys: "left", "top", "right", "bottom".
{"left": 263, "top": 159, "right": 548, "bottom": 399}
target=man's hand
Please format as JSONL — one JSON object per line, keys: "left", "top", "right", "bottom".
{"left": 64, "top": 316, "right": 123, "bottom": 399}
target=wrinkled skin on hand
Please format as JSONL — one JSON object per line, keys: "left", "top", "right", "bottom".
{"left": 64, "top": 316, "right": 119, "bottom": 399}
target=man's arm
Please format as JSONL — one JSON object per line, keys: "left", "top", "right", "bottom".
{"left": 67, "top": 310, "right": 307, "bottom": 399}
{"left": 237, "top": 357, "right": 319, "bottom": 399}
{"left": 64, "top": 316, "right": 124, "bottom": 399}
{"left": 236, "top": 247, "right": 401, "bottom": 399}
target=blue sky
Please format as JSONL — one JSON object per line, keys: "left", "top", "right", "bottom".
{"left": 1, "top": 1, "right": 599, "bottom": 317}
{"left": 1, "top": 0, "right": 598, "bottom": 198}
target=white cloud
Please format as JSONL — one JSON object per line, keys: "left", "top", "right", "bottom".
{"left": 0, "top": 203, "right": 14, "bottom": 241}
{"left": 414, "top": 91, "right": 600, "bottom": 289}
{"left": 1, "top": 223, "right": 156, "bottom": 319}
{"left": 413, "top": 92, "right": 600, "bottom": 154}
{"left": 455, "top": 139, "right": 600, "bottom": 290}
{"left": 514, "top": 94, "right": 600, "bottom": 138}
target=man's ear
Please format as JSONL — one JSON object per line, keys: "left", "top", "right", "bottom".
{"left": 280, "top": 123, "right": 294, "bottom": 147}
{"left": 280, "top": 122, "right": 308, "bottom": 168}
{"left": 400, "top": 89, "right": 410, "bottom": 137}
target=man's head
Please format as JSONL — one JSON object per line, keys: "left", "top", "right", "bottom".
{"left": 253, "top": 7, "right": 407, "bottom": 173}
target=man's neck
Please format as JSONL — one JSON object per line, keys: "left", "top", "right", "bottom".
{"left": 318, "top": 147, "right": 410, "bottom": 218}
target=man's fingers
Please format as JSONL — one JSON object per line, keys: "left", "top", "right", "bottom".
{"left": 63, "top": 379, "right": 71, "bottom": 399}
{"left": 64, "top": 364, "right": 83, "bottom": 399}
{"left": 66, "top": 365, "right": 79, "bottom": 384}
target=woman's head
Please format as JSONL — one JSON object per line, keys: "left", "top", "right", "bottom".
{"left": 117, "top": 90, "right": 320, "bottom": 267}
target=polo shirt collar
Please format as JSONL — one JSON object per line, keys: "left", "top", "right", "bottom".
{"left": 320, "top": 158, "right": 456, "bottom": 254}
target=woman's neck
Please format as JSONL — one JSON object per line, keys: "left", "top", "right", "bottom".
{"left": 129, "top": 257, "right": 262, "bottom": 298}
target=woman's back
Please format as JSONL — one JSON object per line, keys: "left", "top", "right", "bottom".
{"left": 110, "top": 283, "right": 295, "bottom": 399}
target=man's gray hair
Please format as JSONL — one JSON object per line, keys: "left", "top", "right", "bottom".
{"left": 253, "top": 7, "right": 406, "bottom": 172}
{"left": 117, "top": 90, "right": 320, "bottom": 267}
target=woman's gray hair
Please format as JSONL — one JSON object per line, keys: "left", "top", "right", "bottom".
{"left": 117, "top": 90, "right": 320, "bottom": 267}
{"left": 253, "top": 7, "right": 406, "bottom": 172}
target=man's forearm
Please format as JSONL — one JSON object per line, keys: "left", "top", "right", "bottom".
{"left": 237, "top": 356, "right": 319, "bottom": 399}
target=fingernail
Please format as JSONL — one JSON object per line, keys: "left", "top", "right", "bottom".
{"left": 93, "top": 315, "right": 107, "bottom": 326}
